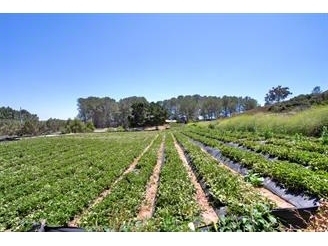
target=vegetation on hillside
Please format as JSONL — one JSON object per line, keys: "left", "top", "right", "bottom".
{"left": 205, "top": 105, "right": 328, "bottom": 137}
{"left": 1, "top": 85, "right": 327, "bottom": 136}
{"left": 267, "top": 88, "right": 328, "bottom": 113}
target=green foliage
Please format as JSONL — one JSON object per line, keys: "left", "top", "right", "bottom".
{"left": 148, "top": 134, "right": 200, "bottom": 231}
{"left": 263, "top": 129, "right": 273, "bottom": 139}
{"left": 107, "top": 126, "right": 126, "bottom": 132}
{"left": 268, "top": 89, "right": 328, "bottom": 113}
{"left": 294, "top": 133, "right": 304, "bottom": 142}
{"left": 265, "top": 85, "right": 292, "bottom": 105}
{"left": 0, "top": 132, "right": 157, "bottom": 231}
{"left": 85, "top": 122, "right": 95, "bottom": 132}
{"left": 128, "top": 102, "right": 167, "bottom": 128}
{"left": 215, "top": 105, "right": 328, "bottom": 137}
{"left": 321, "top": 126, "right": 328, "bottom": 145}
{"left": 215, "top": 205, "right": 281, "bottom": 232}
{"left": 312, "top": 86, "right": 322, "bottom": 95}
{"left": 174, "top": 132, "right": 276, "bottom": 225}
{"left": 184, "top": 129, "right": 328, "bottom": 197}
{"left": 0, "top": 106, "right": 40, "bottom": 136}
{"left": 80, "top": 134, "right": 164, "bottom": 231}
{"left": 208, "top": 123, "right": 215, "bottom": 129}
{"left": 0, "top": 106, "right": 38, "bottom": 122}
{"left": 244, "top": 172, "right": 264, "bottom": 187}
{"left": 63, "top": 119, "right": 94, "bottom": 134}
{"left": 128, "top": 102, "right": 148, "bottom": 127}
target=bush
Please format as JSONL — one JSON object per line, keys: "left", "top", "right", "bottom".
{"left": 208, "top": 123, "right": 215, "bottom": 129}
{"left": 64, "top": 119, "right": 94, "bottom": 134}
{"left": 85, "top": 122, "right": 95, "bottom": 132}
{"left": 263, "top": 129, "right": 273, "bottom": 139}
{"left": 321, "top": 126, "right": 328, "bottom": 145}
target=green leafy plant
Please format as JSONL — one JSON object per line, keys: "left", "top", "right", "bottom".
{"left": 321, "top": 126, "right": 328, "bottom": 145}
{"left": 214, "top": 205, "right": 281, "bottom": 232}
{"left": 182, "top": 128, "right": 328, "bottom": 197}
{"left": 208, "top": 123, "right": 215, "bottom": 129}
{"left": 294, "top": 133, "right": 304, "bottom": 142}
{"left": 244, "top": 172, "right": 264, "bottom": 187}
{"left": 263, "top": 129, "right": 273, "bottom": 139}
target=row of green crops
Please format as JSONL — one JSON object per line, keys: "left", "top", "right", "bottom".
{"left": 174, "top": 132, "right": 280, "bottom": 232}
{"left": 193, "top": 125, "right": 326, "bottom": 152}
{"left": 265, "top": 137, "right": 328, "bottom": 154}
{"left": 79, "top": 133, "right": 164, "bottom": 231}
{"left": 138, "top": 133, "right": 201, "bottom": 232}
{"left": 182, "top": 130, "right": 328, "bottom": 198}
{"left": 0, "top": 132, "right": 158, "bottom": 232}
{"left": 236, "top": 139, "right": 328, "bottom": 172}
{"left": 4, "top": 128, "right": 324, "bottom": 232}
{"left": 189, "top": 126, "right": 328, "bottom": 172}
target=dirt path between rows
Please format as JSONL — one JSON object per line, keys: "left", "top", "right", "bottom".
{"left": 137, "top": 136, "right": 165, "bottom": 220}
{"left": 198, "top": 146, "right": 294, "bottom": 209}
{"left": 173, "top": 135, "right": 219, "bottom": 225}
{"left": 257, "top": 188, "right": 294, "bottom": 208}
{"left": 68, "top": 134, "right": 159, "bottom": 227}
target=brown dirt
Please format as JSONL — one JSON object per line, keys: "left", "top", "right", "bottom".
{"left": 137, "top": 137, "right": 165, "bottom": 220}
{"left": 305, "top": 200, "right": 328, "bottom": 232}
{"left": 144, "top": 125, "right": 169, "bottom": 131}
{"left": 68, "top": 134, "right": 159, "bottom": 227}
{"left": 257, "top": 188, "right": 294, "bottom": 208}
{"left": 172, "top": 135, "right": 219, "bottom": 225}
{"left": 198, "top": 146, "right": 295, "bottom": 209}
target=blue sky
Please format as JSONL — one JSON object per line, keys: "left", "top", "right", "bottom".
{"left": 1, "top": 14, "right": 327, "bottom": 120}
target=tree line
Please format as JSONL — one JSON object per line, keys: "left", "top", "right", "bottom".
{"left": 76, "top": 95, "right": 259, "bottom": 128}
{"left": 0, "top": 107, "right": 94, "bottom": 136}
{"left": 3, "top": 85, "right": 325, "bottom": 136}
{"left": 0, "top": 94, "right": 261, "bottom": 135}
{"left": 161, "top": 95, "right": 258, "bottom": 121}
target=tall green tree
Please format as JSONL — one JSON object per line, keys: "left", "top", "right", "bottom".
{"left": 146, "top": 102, "right": 168, "bottom": 126}
{"left": 265, "top": 85, "right": 292, "bottom": 105}
{"left": 243, "top": 96, "right": 259, "bottom": 111}
{"left": 128, "top": 102, "right": 149, "bottom": 127}
{"left": 312, "top": 86, "right": 322, "bottom": 95}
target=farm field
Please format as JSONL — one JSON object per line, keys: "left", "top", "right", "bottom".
{"left": 0, "top": 128, "right": 327, "bottom": 232}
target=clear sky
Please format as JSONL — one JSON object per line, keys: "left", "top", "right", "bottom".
{"left": 1, "top": 13, "right": 327, "bottom": 120}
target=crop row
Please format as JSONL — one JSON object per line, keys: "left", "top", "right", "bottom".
{"left": 1, "top": 134, "right": 155, "bottom": 203}
{"left": 139, "top": 133, "right": 201, "bottom": 231}
{"left": 189, "top": 126, "right": 328, "bottom": 172}
{"left": 174, "top": 132, "right": 280, "bottom": 231}
{"left": 265, "top": 137, "right": 328, "bottom": 154}
{"left": 79, "top": 134, "right": 164, "bottom": 231}
{"left": 197, "top": 126, "right": 327, "bottom": 153}
{"left": 0, "top": 132, "right": 158, "bottom": 231}
{"left": 237, "top": 139, "right": 328, "bottom": 172}
{"left": 182, "top": 130, "right": 328, "bottom": 198}
{"left": 0, "top": 138, "right": 73, "bottom": 171}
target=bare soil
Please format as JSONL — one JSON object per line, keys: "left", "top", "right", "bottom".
{"left": 68, "top": 134, "right": 159, "bottom": 227}
{"left": 173, "top": 135, "right": 219, "bottom": 225}
{"left": 306, "top": 200, "right": 328, "bottom": 232}
{"left": 137, "top": 138, "right": 165, "bottom": 220}
{"left": 257, "top": 188, "right": 294, "bottom": 208}
{"left": 144, "top": 125, "right": 169, "bottom": 131}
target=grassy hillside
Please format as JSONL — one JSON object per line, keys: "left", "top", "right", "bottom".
{"left": 199, "top": 105, "right": 328, "bottom": 137}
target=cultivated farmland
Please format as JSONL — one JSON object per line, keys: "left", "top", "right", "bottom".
{"left": 0, "top": 127, "right": 327, "bottom": 232}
